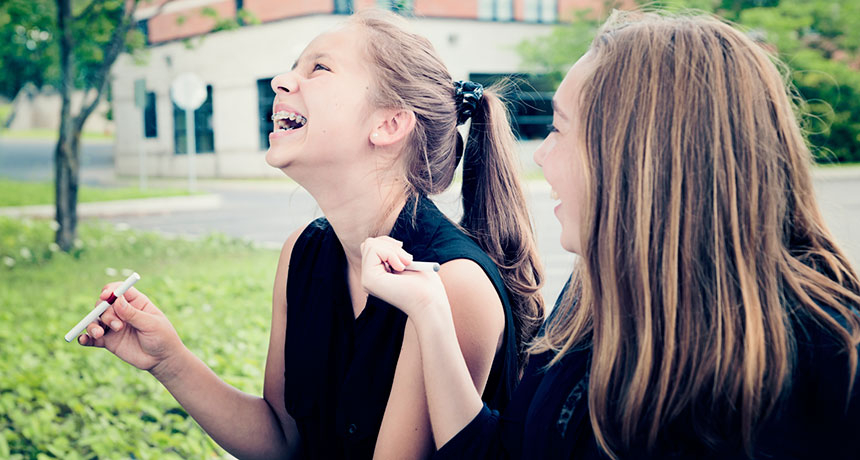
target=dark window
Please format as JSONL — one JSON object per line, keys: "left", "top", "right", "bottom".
{"left": 334, "top": 0, "right": 353, "bottom": 14}
{"left": 143, "top": 91, "right": 157, "bottom": 138}
{"left": 258, "top": 77, "right": 274, "bottom": 150}
{"left": 378, "top": 0, "right": 412, "bottom": 15}
{"left": 469, "top": 73, "right": 554, "bottom": 140}
{"left": 478, "top": 0, "right": 513, "bottom": 21}
{"left": 173, "top": 85, "right": 215, "bottom": 154}
{"left": 137, "top": 19, "right": 149, "bottom": 45}
{"left": 525, "top": 0, "right": 557, "bottom": 23}
{"left": 235, "top": 0, "right": 245, "bottom": 26}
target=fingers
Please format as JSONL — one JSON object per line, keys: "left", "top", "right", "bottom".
{"left": 99, "top": 304, "right": 124, "bottom": 332}
{"left": 87, "top": 284, "right": 156, "bottom": 342}
{"left": 377, "top": 236, "right": 403, "bottom": 247}
{"left": 113, "top": 295, "right": 160, "bottom": 331}
{"left": 361, "top": 237, "right": 413, "bottom": 272}
{"left": 102, "top": 284, "right": 156, "bottom": 311}
{"left": 85, "top": 320, "right": 107, "bottom": 340}
{"left": 78, "top": 333, "right": 106, "bottom": 348}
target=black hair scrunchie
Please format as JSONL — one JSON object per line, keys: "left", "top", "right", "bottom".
{"left": 454, "top": 80, "right": 484, "bottom": 126}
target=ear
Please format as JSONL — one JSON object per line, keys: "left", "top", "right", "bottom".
{"left": 369, "top": 109, "right": 416, "bottom": 147}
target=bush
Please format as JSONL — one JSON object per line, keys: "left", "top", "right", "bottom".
{"left": 0, "top": 217, "right": 279, "bottom": 459}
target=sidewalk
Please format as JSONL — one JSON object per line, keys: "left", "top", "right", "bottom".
{"left": 0, "top": 194, "right": 222, "bottom": 219}
{"left": 1, "top": 162, "right": 858, "bottom": 220}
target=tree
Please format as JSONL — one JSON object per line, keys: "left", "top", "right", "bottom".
{"left": 53, "top": 0, "right": 154, "bottom": 251}
{"left": 0, "top": 2, "right": 58, "bottom": 99}
{"left": 517, "top": 0, "right": 860, "bottom": 163}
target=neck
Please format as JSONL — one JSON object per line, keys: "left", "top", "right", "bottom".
{"left": 301, "top": 170, "right": 408, "bottom": 272}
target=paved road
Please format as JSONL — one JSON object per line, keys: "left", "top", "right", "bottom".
{"left": 2, "top": 139, "right": 857, "bottom": 305}
{"left": 0, "top": 138, "right": 114, "bottom": 186}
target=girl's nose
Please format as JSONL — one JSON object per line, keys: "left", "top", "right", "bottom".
{"left": 271, "top": 71, "right": 298, "bottom": 94}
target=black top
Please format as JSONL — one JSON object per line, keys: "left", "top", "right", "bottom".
{"left": 437, "top": 294, "right": 860, "bottom": 459}
{"left": 284, "top": 195, "right": 519, "bottom": 460}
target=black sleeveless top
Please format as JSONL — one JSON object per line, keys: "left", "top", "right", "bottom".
{"left": 284, "top": 195, "right": 519, "bottom": 459}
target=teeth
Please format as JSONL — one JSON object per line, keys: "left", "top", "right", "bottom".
{"left": 551, "top": 189, "right": 559, "bottom": 200}
{"left": 271, "top": 111, "right": 306, "bottom": 122}
{"left": 271, "top": 111, "right": 307, "bottom": 131}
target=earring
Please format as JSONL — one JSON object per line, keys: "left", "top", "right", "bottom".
{"left": 372, "top": 132, "right": 379, "bottom": 139}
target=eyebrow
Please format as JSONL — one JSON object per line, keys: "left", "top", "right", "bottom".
{"left": 291, "top": 52, "right": 332, "bottom": 70}
{"left": 551, "top": 99, "right": 568, "bottom": 121}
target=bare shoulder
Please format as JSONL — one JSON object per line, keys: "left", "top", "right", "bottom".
{"left": 279, "top": 224, "right": 311, "bottom": 273}
{"left": 437, "top": 259, "right": 505, "bottom": 353}
{"left": 271, "top": 223, "right": 312, "bottom": 309}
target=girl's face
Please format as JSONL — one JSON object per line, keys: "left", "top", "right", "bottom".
{"left": 533, "top": 54, "right": 594, "bottom": 255}
{"left": 266, "top": 25, "right": 377, "bottom": 175}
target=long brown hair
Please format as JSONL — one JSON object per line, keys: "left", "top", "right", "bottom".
{"left": 531, "top": 10, "right": 860, "bottom": 457}
{"left": 349, "top": 10, "right": 545, "bottom": 368}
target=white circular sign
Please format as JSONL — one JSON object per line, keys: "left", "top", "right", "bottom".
{"left": 170, "top": 73, "right": 207, "bottom": 111}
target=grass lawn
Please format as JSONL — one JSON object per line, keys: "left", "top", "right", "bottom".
{"left": 0, "top": 104, "right": 12, "bottom": 127}
{"left": 0, "top": 217, "right": 279, "bottom": 459}
{"left": 0, "top": 179, "right": 195, "bottom": 207}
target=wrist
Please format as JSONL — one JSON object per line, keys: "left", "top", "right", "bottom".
{"left": 149, "top": 344, "right": 193, "bottom": 384}
{"left": 411, "top": 296, "right": 454, "bottom": 334}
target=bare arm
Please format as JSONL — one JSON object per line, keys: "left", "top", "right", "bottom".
{"left": 84, "top": 227, "right": 306, "bottom": 459}
{"left": 370, "top": 257, "right": 505, "bottom": 456}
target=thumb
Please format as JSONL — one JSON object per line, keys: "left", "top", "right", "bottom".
{"left": 114, "top": 297, "right": 159, "bottom": 331}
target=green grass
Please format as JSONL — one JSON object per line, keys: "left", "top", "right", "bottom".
{"left": 0, "top": 128, "right": 114, "bottom": 142}
{"left": 0, "top": 104, "right": 11, "bottom": 127}
{"left": 0, "top": 216, "right": 279, "bottom": 459}
{"left": 0, "top": 179, "right": 195, "bottom": 207}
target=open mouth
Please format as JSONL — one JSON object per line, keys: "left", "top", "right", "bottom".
{"left": 271, "top": 111, "right": 307, "bottom": 132}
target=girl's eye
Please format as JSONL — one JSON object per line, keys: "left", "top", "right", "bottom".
{"left": 546, "top": 124, "right": 559, "bottom": 133}
{"left": 313, "top": 63, "right": 330, "bottom": 72}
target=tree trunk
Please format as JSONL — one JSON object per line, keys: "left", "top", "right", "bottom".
{"left": 55, "top": 124, "right": 80, "bottom": 251}
{"left": 55, "top": 0, "right": 76, "bottom": 251}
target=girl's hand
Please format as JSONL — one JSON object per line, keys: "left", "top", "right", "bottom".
{"left": 78, "top": 284, "right": 184, "bottom": 375}
{"left": 360, "top": 236, "right": 450, "bottom": 320}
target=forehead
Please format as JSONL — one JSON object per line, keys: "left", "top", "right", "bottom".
{"left": 555, "top": 53, "right": 596, "bottom": 109}
{"left": 295, "top": 25, "right": 367, "bottom": 68}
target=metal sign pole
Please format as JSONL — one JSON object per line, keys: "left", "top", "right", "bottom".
{"left": 185, "top": 109, "right": 196, "bottom": 193}
{"left": 170, "top": 73, "right": 206, "bottom": 193}
{"left": 134, "top": 79, "right": 147, "bottom": 190}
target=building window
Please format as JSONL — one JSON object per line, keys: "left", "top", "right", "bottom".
{"left": 173, "top": 85, "right": 215, "bottom": 154}
{"left": 257, "top": 77, "right": 274, "bottom": 150}
{"left": 334, "top": 0, "right": 353, "bottom": 14}
{"left": 378, "top": 0, "right": 413, "bottom": 15}
{"left": 539, "top": 0, "right": 557, "bottom": 22}
{"left": 137, "top": 19, "right": 149, "bottom": 45}
{"left": 525, "top": 0, "right": 556, "bottom": 22}
{"left": 143, "top": 91, "right": 157, "bottom": 138}
{"left": 469, "top": 73, "right": 554, "bottom": 140}
{"left": 478, "top": 0, "right": 513, "bottom": 21}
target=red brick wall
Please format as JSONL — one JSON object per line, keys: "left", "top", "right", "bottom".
{"left": 353, "top": 0, "right": 378, "bottom": 11}
{"left": 141, "top": 0, "right": 636, "bottom": 44}
{"left": 558, "top": 0, "right": 635, "bottom": 20}
{"left": 147, "top": 0, "right": 236, "bottom": 43}
{"left": 513, "top": 0, "right": 525, "bottom": 21}
{"left": 413, "top": 0, "right": 477, "bottom": 19}
{"left": 243, "top": 0, "right": 334, "bottom": 23}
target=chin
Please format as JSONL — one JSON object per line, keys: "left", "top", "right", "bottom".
{"left": 559, "top": 235, "right": 580, "bottom": 255}
{"left": 265, "top": 146, "right": 293, "bottom": 169}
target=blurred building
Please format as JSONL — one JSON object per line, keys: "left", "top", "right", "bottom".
{"left": 112, "top": 0, "right": 624, "bottom": 178}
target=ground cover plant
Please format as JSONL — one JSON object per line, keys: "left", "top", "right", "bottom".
{"left": 0, "top": 216, "right": 279, "bottom": 459}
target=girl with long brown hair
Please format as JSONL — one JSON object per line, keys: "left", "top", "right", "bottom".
{"left": 74, "top": 9, "right": 543, "bottom": 459}
{"left": 362, "top": 10, "right": 860, "bottom": 459}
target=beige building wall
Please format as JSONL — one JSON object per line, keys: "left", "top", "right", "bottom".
{"left": 111, "top": 14, "right": 554, "bottom": 178}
